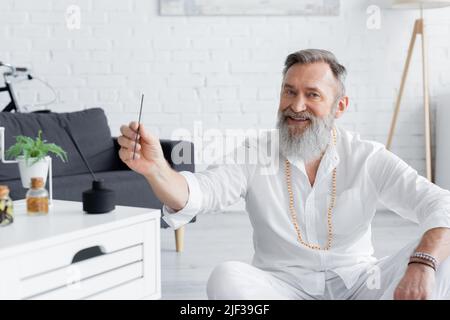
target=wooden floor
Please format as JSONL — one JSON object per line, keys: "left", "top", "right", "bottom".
{"left": 160, "top": 210, "right": 421, "bottom": 300}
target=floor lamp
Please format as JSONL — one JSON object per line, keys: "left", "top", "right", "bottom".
{"left": 386, "top": 0, "right": 450, "bottom": 182}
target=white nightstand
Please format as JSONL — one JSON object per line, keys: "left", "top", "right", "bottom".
{"left": 0, "top": 200, "right": 161, "bottom": 300}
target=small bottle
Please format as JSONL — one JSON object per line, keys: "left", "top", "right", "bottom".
{"left": 0, "top": 185, "right": 14, "bottom": 226}
{"left": 26, "top": 177, "right": 49, "bottom": 216}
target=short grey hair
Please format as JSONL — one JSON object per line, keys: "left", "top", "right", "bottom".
{"left": 282, "top": 49, "right": 347, "bottom": 97}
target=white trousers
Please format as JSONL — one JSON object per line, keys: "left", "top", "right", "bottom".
{"left": 207, "top": 240, "right": 450, "bottom": 300}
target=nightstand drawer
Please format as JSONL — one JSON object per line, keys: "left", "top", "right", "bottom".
{"left": 21, "top": 244, "right": 143, "bottom": 299}
{"left": 29, "top": 261, "right": 144, "bottom": 300}
{"left": 17, "top": 222, "right": 147, "bottom": 279}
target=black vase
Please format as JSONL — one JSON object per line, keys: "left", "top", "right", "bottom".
{"left": 82, "top": 180, "right": 115, "bottom": 214}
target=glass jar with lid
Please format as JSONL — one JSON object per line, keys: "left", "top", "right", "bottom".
{"left": 26, "top": 177, "right": 49, "bottom": 216}
{"left": 0, "top": 185, "right": 14, "bottom": 226}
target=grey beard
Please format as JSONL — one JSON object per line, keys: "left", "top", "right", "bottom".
{"left": 276, "top": 107, "right": 336, "bottom": 163}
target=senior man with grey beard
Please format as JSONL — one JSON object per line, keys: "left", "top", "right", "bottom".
{"left": 117, "top": 49, "right": 450, "bottom": 300}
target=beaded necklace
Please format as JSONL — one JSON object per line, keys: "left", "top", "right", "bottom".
{"left": 284, "top": 127, "right": 337, "bottom": 250}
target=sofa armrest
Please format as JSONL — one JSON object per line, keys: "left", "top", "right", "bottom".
{"left": 112, "top": 137, "right": 195, "bottom": 173}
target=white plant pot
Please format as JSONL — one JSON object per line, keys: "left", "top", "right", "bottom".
{"left": 17, "top": 156, "right": 50, "bottom": 188}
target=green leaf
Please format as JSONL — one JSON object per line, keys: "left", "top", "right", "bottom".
{"left": 5, "top": 130, "right": 68, "bottom": 164}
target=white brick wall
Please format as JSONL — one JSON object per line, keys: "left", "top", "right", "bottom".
{"left": 1, "top": 0, "right": 450, "bottom": 179}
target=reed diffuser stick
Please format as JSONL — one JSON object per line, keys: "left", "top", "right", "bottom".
{"left": 133, "top": 93, "right": 144, "bottom": 160}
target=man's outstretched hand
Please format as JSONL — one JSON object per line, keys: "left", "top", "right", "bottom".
{"left": 394, "top": 263, "right": 435, "bottom": 300}
{"left": 118, "top": 121, "right": 167, "bottom": 178}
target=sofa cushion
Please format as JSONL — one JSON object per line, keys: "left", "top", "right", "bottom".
{"left": 0, "top": 108, "right": 120, "bottom": 181}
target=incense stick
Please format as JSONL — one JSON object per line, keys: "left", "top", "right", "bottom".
{"left": 133, "top": 93, "right": 144, "bottom": 160}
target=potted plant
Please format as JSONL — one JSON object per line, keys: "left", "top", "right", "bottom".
{"left": 5, "top": 130, "right": 68, "bottom": 188}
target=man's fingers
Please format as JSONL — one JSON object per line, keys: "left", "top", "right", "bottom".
{"left": 394, "top": 287, "right": 428, "bottom": 300}
{"left": 117, "top": 135, "right": 139, "bottom": 150}
{"left": 119, "top": 147, "right": 140, "bottom": 162}
{"left": 117, "top": 135, "right": 128, "bottom": 148}
{"left": 120, "top": 122, "right": 159, "bottom": 147}
{"left": 129, "top": 121, "right": 139, "bottom": 131}
{"left": 117, "top": 135, "right": 141, "bottom": 151}
{"left": 120, "top": 124, "right": 137, "bottom": 140}
{"left": 393, "top": 290, "right": 403, "bottom": 300}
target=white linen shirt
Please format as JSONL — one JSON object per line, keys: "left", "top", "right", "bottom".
{"left": 162, "top": 125, "right": 450, "bottom": 295}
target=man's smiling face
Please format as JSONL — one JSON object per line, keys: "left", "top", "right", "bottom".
{"left": 278, "top": 62, "right": 341, "bottom": 136}
{"left": 276, "top": 61, "right": 349, "bottom": 163}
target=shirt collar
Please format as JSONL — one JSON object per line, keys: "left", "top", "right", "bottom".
{"left": 316, "top": 138, "right": 340, "bottom": 183}
{"left": 286, "top": 155, "right": 306, "bottom": 175}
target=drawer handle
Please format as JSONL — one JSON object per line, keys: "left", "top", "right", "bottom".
{"left": 72, "top": 245, "right": 106, "bottom": 264}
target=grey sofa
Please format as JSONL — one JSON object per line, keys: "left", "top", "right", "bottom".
{"left": 0, "top": 108, "right": 195, "bottom": 250}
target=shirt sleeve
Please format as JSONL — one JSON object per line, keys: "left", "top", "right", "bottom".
{"left": 162, "top": 171, "right": 203, "bottom": 230}
{"left": 162, "top": 142, "right": 253, "bottom": 230}
{"left": 367, "top": 146, "right": 450, "bottom": 233}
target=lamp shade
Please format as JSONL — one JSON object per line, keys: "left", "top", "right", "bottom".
{"left": 392, "top": 0, "right": 450, "bottom": 9}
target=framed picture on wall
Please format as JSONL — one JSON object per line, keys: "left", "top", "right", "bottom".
{"left": 159, "top": 0, "right": 340, "bottom": 16}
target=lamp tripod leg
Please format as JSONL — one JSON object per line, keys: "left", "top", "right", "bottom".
{"left": 386, "top": 20, "right": 419, "bottom": 150}
{"left": 420, "top": 20, "right": 433, "bottom": 182}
